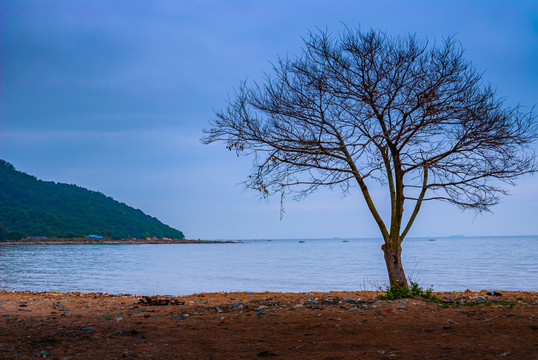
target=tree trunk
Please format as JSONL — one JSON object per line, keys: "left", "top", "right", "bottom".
{"left": 381, "top": 243, "right": 408, "bottom": 288}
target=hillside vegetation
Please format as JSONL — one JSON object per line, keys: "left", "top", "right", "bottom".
{"left": 0, "top": 159, "right": 184, "bottom": 240}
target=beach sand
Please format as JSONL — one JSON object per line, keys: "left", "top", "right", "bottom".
{"left": 1, "top": 290, "right": 536, "bottom": 359}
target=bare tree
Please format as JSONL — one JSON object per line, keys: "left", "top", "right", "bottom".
{"left": 203, "top": 28, "right": 537, "bottom": 288}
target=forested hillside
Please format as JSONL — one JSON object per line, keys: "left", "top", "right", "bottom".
{"left": 0, "top": 160, "right": 184, "bottom": 240}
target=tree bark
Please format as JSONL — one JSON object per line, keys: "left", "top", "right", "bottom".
{"left": 381, "top": 243, "right": 408, "bottom": 288}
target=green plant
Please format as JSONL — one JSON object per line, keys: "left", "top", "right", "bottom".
{"left": 380, "top": 282, "right": 439, "bottom": 301}
{"left": 379, "top": 284, "right": 408, "bottom": 300}
{"left": 499, "top": 301, "right": 518, "bottom": 306}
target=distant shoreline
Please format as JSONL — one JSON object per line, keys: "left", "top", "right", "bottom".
{"left": 0, "top": 238, "right": 235, "bottom": 245}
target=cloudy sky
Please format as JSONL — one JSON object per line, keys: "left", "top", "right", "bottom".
{"left": 2, "top": 0, "right": 537, "bottom": 239}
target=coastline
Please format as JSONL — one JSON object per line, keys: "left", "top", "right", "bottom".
{"left": 1, "top": 290, "right": 536, "bottom": 358}
{"left": 0, "top": 238, "right": 235, "bottom": 245}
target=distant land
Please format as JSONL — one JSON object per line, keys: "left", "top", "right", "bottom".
{"left": 0, "top": 159, "right": 185, "bottom": 241}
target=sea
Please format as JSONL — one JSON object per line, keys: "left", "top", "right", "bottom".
{"left": 0, "top": 236, "right": 536, "bottom": 295}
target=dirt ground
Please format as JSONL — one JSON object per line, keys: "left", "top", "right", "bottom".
{"left": 0, "top": 290, "right": 536, "bottom": 359}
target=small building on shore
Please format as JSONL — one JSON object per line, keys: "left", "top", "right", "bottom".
{"left": 86, "top": 235, "right": 104, "bottom": 239}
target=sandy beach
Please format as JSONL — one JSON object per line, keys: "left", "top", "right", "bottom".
{"left": 0, "top": 290, "right": 536, "bottom": 359}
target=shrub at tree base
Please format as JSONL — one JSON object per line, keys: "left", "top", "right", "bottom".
{"left": 380, "top": 282, "right": 438, "bottom": 301}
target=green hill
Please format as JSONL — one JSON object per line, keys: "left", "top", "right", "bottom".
{"left": 0, "top": 159, "right": 184, "bottom": 240}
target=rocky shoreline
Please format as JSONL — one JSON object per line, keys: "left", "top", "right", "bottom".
{"left": 0, "top": 238, "right": 235, "bottom": 245}
{"left": 1, "top": 290, "right": 536, "bottom": 359}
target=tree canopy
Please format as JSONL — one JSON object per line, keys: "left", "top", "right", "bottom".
{"left": 204, "top": 28, "right": 537, "bottom": 287}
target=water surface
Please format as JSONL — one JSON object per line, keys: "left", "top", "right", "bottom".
{"left": 1, "top": 236, "right": 536, "bottom": 295}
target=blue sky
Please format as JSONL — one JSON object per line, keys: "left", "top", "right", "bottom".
{"left": 1, "top": 0, "right": 537, "bottom": 239}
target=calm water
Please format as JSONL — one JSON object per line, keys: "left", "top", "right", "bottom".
{"left": 0, "top": 236, "right": 536, "bottom": 295}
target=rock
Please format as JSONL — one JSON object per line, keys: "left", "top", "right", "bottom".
{"left": 138, "top": 296, "right": 185, "bottom": 306}
{"left": 257, "top": 350, "right": 279, "bottom": 357}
